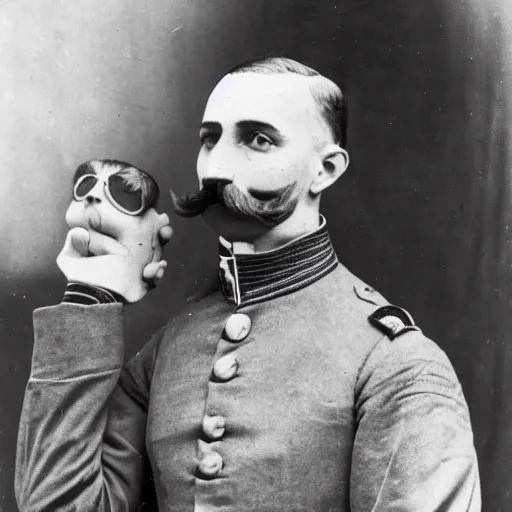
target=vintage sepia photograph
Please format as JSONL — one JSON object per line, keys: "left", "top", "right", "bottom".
{"left": 0, "top": 1, "right": 510, "bottom": 510}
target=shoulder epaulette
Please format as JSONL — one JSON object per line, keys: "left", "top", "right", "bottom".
{"left": 353, "top": 283, "right": 387, "bottom": 306}
{"left": 368, "top": 305, "right": 421, "bottom": 340}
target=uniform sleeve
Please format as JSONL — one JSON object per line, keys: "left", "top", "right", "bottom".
{"left": 15, "top": 303, "right": 165, "bottom": 512}
{"left": 350, "top": 331, "right": 481, "bottom": 511}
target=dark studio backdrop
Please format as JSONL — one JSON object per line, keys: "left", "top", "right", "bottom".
{"left": 0, "top": 1, "right": 510, "bottom": 510}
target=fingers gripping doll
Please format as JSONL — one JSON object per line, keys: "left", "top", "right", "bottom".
{"left": 58, "top": 159, "right": 170, "bottom": 303}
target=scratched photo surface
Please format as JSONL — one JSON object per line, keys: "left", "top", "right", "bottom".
{"left": 1, "top": 1, "right": 511, "bottom": 511}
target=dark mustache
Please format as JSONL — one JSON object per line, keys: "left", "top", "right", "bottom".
{"left": 170, "top": 179, "right": 298, "bottom": 228}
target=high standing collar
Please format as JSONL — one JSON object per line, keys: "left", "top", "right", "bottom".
{"left": 218, "top": 217, "right": 338, "bottom": 307}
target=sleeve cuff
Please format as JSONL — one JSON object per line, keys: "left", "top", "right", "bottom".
{"left": 62, "top": 282, "right": 126, "bottom": 305}
{"left": 31, "top": 303, "right": 125, "bottom": 378}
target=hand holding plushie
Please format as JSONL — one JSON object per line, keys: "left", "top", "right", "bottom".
{"left": 57, "top": 159, "right": 172, "bottom": 303}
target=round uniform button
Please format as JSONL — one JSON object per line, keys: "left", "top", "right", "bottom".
{"left": 224, "top": 313, "right": 252, "bottom": 342}
{"left": 213, "top": 354, "right": 239, "bottom": 381}
{"left": 198, "top": 451, "right": 224, "bottom": 477}
{"left": 202, "top": 415, "right": 226, "bottom": 439}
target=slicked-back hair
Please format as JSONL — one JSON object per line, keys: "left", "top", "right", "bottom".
{"left": 227, "top": 57, "right": 348, "bottom": 148}
{"left": 72, "top": 159, "right": 160, "bottom": 210}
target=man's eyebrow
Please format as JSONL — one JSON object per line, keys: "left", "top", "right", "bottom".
{"left": 199, "top": 120, "right": 287, "bottom": 142}
{"left": 236, "top": 120, "right": 286, "bottom": 139}
{"left": 199, "top": 121, "right": 221, "bottom": 132}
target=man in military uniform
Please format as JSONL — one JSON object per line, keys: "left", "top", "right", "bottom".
{"left": 15, "top": 58, "right": 481, "bottom": 511}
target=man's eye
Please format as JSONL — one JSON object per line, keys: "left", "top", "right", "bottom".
{"left": 200, "top": 133, "right": 219, "bottom": 149}
{"left": 248, "top": 132, "right": 275, "bottom": 151}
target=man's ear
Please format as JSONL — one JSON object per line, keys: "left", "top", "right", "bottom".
{"left": 310, "top": 144, "right": 350, "bottom": 195}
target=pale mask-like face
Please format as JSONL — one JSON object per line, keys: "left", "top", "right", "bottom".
{"left": 65, "top": 160, "right": 161, "bottom": 250}
{"left": 65, "top": 163, "right": 140, "bottom": 240}
{"left": 195, "top": 72, "right": 341, "bottom": 241}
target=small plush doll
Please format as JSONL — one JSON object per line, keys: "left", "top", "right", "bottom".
{"left": 58, "top": 159, "right": 170, "bottom": 303}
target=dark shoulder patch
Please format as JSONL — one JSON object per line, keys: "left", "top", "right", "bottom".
{"left": 369, "top": 305, "right": 421, "bottom": 340}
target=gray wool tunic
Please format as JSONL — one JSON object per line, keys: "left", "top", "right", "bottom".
{"left": 15, "top": 225, "right": 481, "bottom": 511}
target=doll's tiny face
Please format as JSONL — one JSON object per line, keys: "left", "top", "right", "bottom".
{"left": 65, "top": 163, "right": 142, "bottom": 240}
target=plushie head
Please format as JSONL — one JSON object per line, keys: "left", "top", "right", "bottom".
{"left": 65, "top": 159, "right": 160, "bottom": 241}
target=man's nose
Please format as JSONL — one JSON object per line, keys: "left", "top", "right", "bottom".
{"left": 203, "top": 160, "right": 235, "bottom": 183}
{"left": 201, "top": 141, "right": 238, "bottom": 183}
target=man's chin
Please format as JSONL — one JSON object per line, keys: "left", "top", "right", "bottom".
{"left": 200, "top": 204, "right": 270, "bottom": 243}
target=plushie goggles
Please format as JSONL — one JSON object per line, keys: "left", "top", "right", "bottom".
{"left": 73, "top": 172, "right": 145, "bottom": 215}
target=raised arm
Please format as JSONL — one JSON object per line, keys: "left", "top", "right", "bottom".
{"left": 15, "top": 303, "right": 165, "bottom": 511}
{"left": 16, "top": 200, "right": 172, "bottom": 511}
{"left": 351, "top": 332, "right": 481, "bottom": 511}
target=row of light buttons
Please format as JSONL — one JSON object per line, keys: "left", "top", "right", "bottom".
{"left": 196, "top": 313, "right": 252, "bottom": 479}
